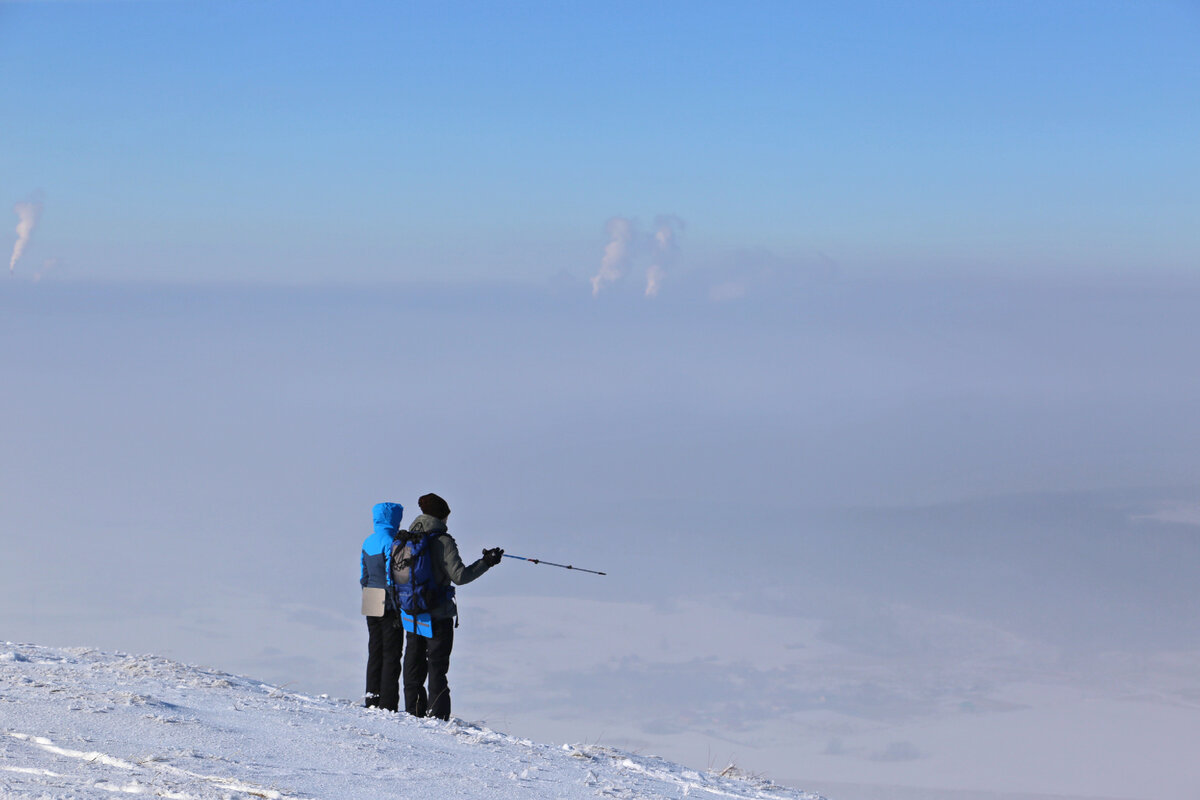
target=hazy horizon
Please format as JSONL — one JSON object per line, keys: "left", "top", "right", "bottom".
{"left": 5, "top": 273, "right": 1200, "bottom": 799}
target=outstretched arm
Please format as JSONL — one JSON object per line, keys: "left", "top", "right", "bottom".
{"left": 437, "top": 535, "right": 491, "bottom": 586}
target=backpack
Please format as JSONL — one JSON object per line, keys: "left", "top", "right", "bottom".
{"left": 390, "top": 530, "right": 455, "bottom": 617}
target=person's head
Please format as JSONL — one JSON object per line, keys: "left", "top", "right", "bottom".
{"left": 418, "top": 493, "right": 451, "bottom": 520}
{"left": 372, "top": 502, "right": 404, "bottom": 532}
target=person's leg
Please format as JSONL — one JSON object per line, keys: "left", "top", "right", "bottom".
{"left": 402, "top": 630, "right": 429, "bottom": 716}
{"left": 425, "top": 618, "right": 455, "bottom": 721}
{"left": 378, "top": 610, "right": 404, "bottom": 711}
{"left": 364, "top": 615, "right": 384, "bottom": 707}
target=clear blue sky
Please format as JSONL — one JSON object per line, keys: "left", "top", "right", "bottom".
{"left": 2, "top": 0, "right": 1198, "bottom": 284}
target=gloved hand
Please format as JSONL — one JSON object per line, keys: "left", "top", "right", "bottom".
{"left": 482, "top": 547, "right": 504, "bottom": 567}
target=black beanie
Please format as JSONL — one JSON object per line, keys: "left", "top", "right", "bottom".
{"left": 419, "top": 493, "right": 451, "bottom": 519}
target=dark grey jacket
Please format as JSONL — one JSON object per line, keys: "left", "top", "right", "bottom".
{"left": 406, "top": 513, "right": 492, "bottom": 619}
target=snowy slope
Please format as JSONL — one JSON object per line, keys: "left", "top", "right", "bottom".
{"left": 0, "top": 643, "right": 825, "bottom": 800}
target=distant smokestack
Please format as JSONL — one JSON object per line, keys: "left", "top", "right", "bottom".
{"left": 591, "top": 217, "right": 634, "bottom": 297}
{"left": 9, "top": 200, "right": 42, "bottom": 274}
{"left": 645, "top": 215, "right": 684, "bottom": 298}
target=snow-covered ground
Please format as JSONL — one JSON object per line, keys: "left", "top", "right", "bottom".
{"left": 0, "top": 642, "right": 825, "bottom": 800}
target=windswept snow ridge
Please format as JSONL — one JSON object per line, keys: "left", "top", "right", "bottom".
{"left": 0, "top": 643, "right": 824, "bottom": 800}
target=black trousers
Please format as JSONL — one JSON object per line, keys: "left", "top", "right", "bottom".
{"left": 365, "top": 609, "right": 404, "bottom": 711}
{"left": 402, "top": 617, "right": 454, "bottom": 720}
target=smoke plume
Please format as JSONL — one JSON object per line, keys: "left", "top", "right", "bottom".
{"left": 10, "top": 200, "right": 42, "bottom": 274}
{"left": 591, "top": 217, "right": 635, "bottom": 296}
{"left": 646, "top": 215, "right": 684, "bottom": 298}
{"left": 591, "top": 214, "right": 686, "bottom": 298}
{"left": 33, "top": 258, "right": 60, "bottom": 283}
{"left": 645, "top": 264, "right": 665, "bottom": 298}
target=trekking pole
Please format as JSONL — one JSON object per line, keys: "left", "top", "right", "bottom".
{"left": 502, "top": 554, "right": 606, "bottom": 576}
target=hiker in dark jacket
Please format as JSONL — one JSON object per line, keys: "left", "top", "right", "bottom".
{"left": 401, "top": 493, "right": 503, "bottom": 720}
{"left": 361, "top": 501, "right": 404, "bottom": 711}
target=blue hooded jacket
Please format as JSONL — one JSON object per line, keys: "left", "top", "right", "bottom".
{"left": 362, "top": 502, "right": 404, "bottom": 610}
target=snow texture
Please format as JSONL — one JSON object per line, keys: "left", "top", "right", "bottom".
{"left": 0, "top": 642, "right": 825, "bottom": 800}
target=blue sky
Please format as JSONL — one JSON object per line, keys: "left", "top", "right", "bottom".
{"left": 3, "top": 0, "right": 1198, "bottom": 284}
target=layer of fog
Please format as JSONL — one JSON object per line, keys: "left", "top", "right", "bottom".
{"left": 2, "top": 273, "right": 1198, "bottom": 798}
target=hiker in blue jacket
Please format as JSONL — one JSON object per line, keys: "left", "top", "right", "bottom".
{"left": 401, "top": 493, "right": 504, "bottom": 720}
{"left": 361, "top": 501, "right": 405, "bottom": 711}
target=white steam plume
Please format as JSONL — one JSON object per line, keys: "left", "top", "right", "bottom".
{"left": 645, "top": 215, "right": 684, "bottom": 298}
{"left": 645, "top": 264, "right": 665, "bottom": 298}
{"left": 34, "top": 257, "right": 59, "bottom": 283}
{"left": 10, "top": 200, "right": 42, "bottom": 274}
{"left": 591, "top": 217, "right": 634, "bottom": 297}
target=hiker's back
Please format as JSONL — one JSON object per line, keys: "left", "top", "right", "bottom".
{"left": 390, "top": 516, "right": 456, "bottom": 619}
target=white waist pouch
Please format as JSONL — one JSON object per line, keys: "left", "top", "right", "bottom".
{"left": 361, "top": 587, "right": 386, "bottom": 617}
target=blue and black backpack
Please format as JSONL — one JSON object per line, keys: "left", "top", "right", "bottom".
{"left": 390, "top": 530, "right": 454, "bottom": 636}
